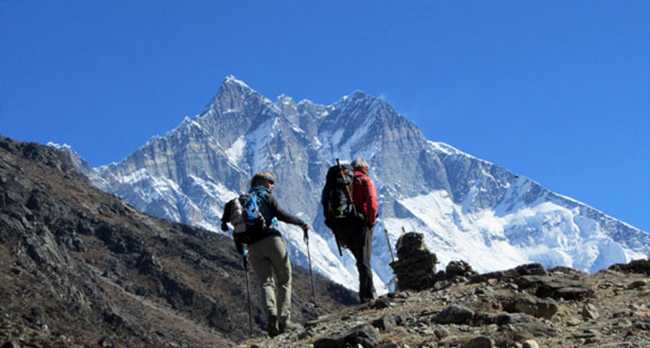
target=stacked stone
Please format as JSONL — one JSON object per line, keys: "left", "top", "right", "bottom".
{"left": 389, "top": 232, "right": 438, "bottom": 291}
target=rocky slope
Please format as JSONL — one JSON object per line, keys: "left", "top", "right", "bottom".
{"left": 0, "top": 136, "right": 356, "bottom": 347}
{"left": 238, "top": 236, "right": 650, "bottom": 348}
{"left": 62, "top": 76, "right": 650, "bottom": 293}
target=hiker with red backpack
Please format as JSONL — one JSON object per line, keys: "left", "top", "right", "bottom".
{"left": 221, "top": 172, "right": 310, "bottom": 337}
{"left": 322, "top": 158, "right": 378, "bottom": 303}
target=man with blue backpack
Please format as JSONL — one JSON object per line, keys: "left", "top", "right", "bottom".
{"left": 221, "top": 172, "right": 309, "bottom": 337}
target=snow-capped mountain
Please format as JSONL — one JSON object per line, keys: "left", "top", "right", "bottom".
{"left": 62, "top": 75, "right": 650, "bottom": 293}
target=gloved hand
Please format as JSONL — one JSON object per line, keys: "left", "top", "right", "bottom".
{"left": 221, "top": 221, "right": 229, "bottom": 232}
{"left": 301, "top": 224, "right": 309, "bottom": 241}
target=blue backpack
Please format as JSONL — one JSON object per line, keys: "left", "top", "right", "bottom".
{"left": 239, "top": 189, "right": 267, "bottom": 235}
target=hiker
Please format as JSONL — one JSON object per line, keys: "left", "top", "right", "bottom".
{"left": 322, "top": 158, "right": 378, "bottom": 303}
{"left": 221, "top": 172, "right": 310, "bottom": 337}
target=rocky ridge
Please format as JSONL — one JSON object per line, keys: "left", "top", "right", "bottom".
{"left": 0, "top": 136, "right": 356, "bottom": 347}
{"left": 238, "top": 239, "right": 650, "bottom": 348}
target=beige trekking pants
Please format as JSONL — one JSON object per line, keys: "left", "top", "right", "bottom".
{"left": 248, "top": 235, "right": 292, "bottom": 319}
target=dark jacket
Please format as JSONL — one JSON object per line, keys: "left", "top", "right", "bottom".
{"left": 222, "top": 186, "right": 306, "bottom": 246}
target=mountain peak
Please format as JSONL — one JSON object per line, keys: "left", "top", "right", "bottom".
{"left": 277, "top": 94, "right": 295, "bottom": 105}
{"left": 223, "top": 74, "right": 249, "bottom": 87}
{"left": 340, "top": 90, "right": 369, "bottom": 103}
{"left": 217, "top": 75, "right": 256, "bottom": 96}
{"left": 338, "top": 90, "right": 394, "bottom": 111}
{"left": 205, "top": 75, "right": 267, "bottom": 114}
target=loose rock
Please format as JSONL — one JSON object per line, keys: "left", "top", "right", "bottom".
{"left": 314, "top": 324, "right": 380, "bottom": 348}
{"left": 627, "top": 280, "right": 647, "bottom": 289}
{"left": 1, "top": 342, "right": 21, "bottom": 348}
{"left": 462, "top": 336, "right": 494, "bottom": 348}
{"left": 432, "top": 305, "right": 475, "bottom": 325}
{"left": 503, "top": 295, "right": 559, "bottom": 319}
{"left": 582, "top": 303, "right": 599, "bottom": 320}
{"left": 371, "top": 315, "right": 399, "bottom": 332}
{"left": 522, "top": 340, "right": 539, "bottom": 348}
{"left": 434, "top": 326, "right": 450, "bottom": 339}
{"left": 446, "top": 260, "right": 478, "bottom": 279}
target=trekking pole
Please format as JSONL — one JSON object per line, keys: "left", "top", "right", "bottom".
{"left": 383, "top": 228, "right": 396, "bottom": 264}
{"left": 334, "top": 236, "right": 343, "bottom": 257}
{"left": 243, "top": 257, "right": 253, "bottom": 336}
{"left": 384, "top": 228, "right": 398, "bottom": 292}
{"left": 305, "top": 234, "right": 317, "bottom": 305}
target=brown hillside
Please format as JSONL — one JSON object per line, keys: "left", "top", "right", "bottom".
{"left": 0, "top": 136, "right": 356, "bottom": 347}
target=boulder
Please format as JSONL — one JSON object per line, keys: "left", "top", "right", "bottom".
{"left": 462, "top": 336, "right": 494, "bottom": 348}
{"left": 314, "top": 324, "right": 380, "bottom": 348}
{"left": 581, "top": 303, "right": 599, "bottom": 320}
{"left": 515, "top": 275, "right": 594, "bottom": 300}
{"left": 502, "top": 295, "right": 559, "bottom": 319}
{"left": 627, "top": 280, "right": 647, "bottom": 289}
{"left": 471, "top": 263, "right": 547, "bottom": 283}
{"left": 522, "top": 340, "right": 539, "bottom": 348}
{"left": 446, "top": 260, "right": 478, "bottom": 279}
{"left": 371, "top": 315, "right": 400, "bottom": 332}
{"left": 1, "top": 341, "right": 21, "bottom": 348}
{"left": 432, "top": 305, "right": 475, "bottom": 325}
{"left": 609, "top": 259, "right": 650, "bottom": 276}
{"left": 434, "top": 326, "right": 450, "bottom": 339}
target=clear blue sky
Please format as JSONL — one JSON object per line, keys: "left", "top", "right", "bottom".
{"left": 1, "top": 1, "right": 648, "bottom": 231}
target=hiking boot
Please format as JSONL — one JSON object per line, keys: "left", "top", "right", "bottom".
{"left": 267, "top": 315, "right": 279, "bottom": 337}
{"left": 278, "top": 316, "right": 303, "bottom": 333}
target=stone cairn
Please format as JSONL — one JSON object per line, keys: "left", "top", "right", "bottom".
{"left": 389, "top": 232, "right": 438, "bottom": 291}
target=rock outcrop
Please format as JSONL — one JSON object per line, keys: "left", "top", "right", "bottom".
{"left": 237, "top": 241, "right": 650, "bottom": 347}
